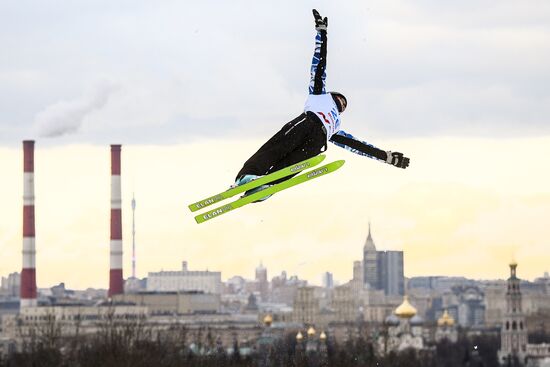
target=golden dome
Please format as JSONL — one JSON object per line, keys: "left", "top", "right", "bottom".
{"left": 307, "top": 326, "right": 316, "bottom": 336}
{"left": 394, "top": 296, "right": 417, "bottom": 319}
{"left": 296, "top": 331, "right": 303, "bottom": 341}
{"left": 263, "top": 314, "right": 273, "bottom": 327}
{"left": 437, "top": 310, "right": 455, "bottom": 327}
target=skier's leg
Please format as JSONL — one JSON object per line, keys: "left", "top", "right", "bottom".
{"left": 270, "top": 119, "right": 326, "bottom": 171}
{"left": 242, "top": 121, "right": 323, "bottom": 201}
{"left": 264, "top": 119, "right": 327, "bottom": 185}
{"left": 237, "top": 117, "right": 325, "bottom": 201}
{"left": 236, "top": 113, "right": 310, "bottom": 180}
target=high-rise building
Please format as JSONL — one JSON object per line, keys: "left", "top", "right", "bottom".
{"left": 1, "top": 273, "right": 20, "bottom": 298}
{"left": 363, "top": 223, "right": 378, "bottom": 289}
{"left": 351, "top": 261, "right": 366, "bottom": 299}
{"left": 362, "top": 224, "right": 404, "bottom": 296}
{"left": 331, "top": 285, "right": 356, "bottom": 322}
{"left": 292, "top": 287, "right": 319, "bottom": 324}
{"left": 353, "top": 261, "right": 363, "bottom": 283}
{"left": 255, "top": 262, "right": 268, "bottom": 301}
{"left": 377, "top": 251, "right": 405, "bottom": 296}
{"left": 322, "top": 272, "right": 334, "bottom": 289}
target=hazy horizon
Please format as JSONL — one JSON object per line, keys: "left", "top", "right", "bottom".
{"left": 1, "top": 1, "right": 549, "bottom": 289}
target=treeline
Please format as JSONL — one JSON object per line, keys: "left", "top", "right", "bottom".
{"left": 0, "top": 319, "right": 501, "bottom": 367}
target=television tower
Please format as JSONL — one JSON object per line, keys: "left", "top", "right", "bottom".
{"left": 131, "top": 193, "right": 136, "bottom": 279}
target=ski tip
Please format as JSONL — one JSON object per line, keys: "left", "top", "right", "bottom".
{"left": 194, "top": 212, "right": 208, "bottom": 224}
{"left": 188, "top": 193, "right": 226, "bottom": 212}
{"left": 189, "top": 203, "right": 204, "bottom": 213}
{"left": 329, "top": 160, "right": 345, "bottom": 170}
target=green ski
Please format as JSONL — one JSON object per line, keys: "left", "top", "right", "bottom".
{"left": 188, "top": 155, "right": 326, "bottom": 212}
{"left": 194, "top": 160, "right": 345, "bottom": 224}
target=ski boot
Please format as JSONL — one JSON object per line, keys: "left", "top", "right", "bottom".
{"left": 233, "top": 174, "right": 272, "bottom": 202}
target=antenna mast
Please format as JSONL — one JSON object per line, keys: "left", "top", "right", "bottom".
{"left": 131, "top": 193, "right": 136, "bottom": 278}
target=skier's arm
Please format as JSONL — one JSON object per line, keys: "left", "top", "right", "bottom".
{"left": 330, "top": 130, "right": 410, "bottom": 169}
{"left": 309, "top": 9, "right": 328, "bottom": 95}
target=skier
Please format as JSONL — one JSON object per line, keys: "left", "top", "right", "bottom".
{"left": 234, "top": 9, "right": 410, "bottom": 198}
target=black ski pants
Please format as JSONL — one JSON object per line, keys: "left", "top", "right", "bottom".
{"left": 236, "top": 112, "right": 327, "bottom": 183}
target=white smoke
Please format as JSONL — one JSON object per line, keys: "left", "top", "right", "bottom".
{"left": 34, "top": 82, "right": 118, "bottom": 138}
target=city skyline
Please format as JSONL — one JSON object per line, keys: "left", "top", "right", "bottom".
{"left": 2, "top": 250, "right": 549, "bottom": 365}
{"left": 1, "top": 1, "right": 549, "bottom": 290}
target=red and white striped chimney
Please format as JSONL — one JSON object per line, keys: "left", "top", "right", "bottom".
{"left": 109, "top": 144, "right": 123, "bottom": 297}
{"left": 21, "top": 140, "right": 37, "bottom": 307}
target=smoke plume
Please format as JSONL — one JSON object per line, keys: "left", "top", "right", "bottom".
{"left": 34, "top": 83, "right": 117, "bottom": 137}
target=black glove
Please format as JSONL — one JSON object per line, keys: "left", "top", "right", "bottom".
{"left": 385, "top": 151, "right": 410, "bottom": 169}
{"left": 312, "top": 9, "right": 328, "bottom": 31}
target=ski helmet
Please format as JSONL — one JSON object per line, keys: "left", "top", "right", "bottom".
{"left": 330, "top": 91, "right": 347, "bottom": 113}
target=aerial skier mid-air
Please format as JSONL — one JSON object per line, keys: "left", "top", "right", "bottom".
{"left": 233, "top": 9, "right": 410, "bottom": 199}
{"left": 188, "top": 9, "right": 412, "bottom": 223}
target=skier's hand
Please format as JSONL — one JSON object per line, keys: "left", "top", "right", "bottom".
{"left": 385, "top": 151, "right": 410, "bottom": 169}
{"left": 312, "top": 9, "right": 328, "bottom": 31}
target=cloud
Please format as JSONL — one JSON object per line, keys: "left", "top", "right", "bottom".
{"left": 1, "top": 1, "right": 550, "bottom": 145}
{"left": 33, "top": 82, "right": 118, "bottom": 138}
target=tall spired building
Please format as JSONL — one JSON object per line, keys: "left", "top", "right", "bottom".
{"left": 362, "top": 223, "right": 405, "bottom": 296}
{"left": 255, "top": 262, "right": 268, "bottom": 301}
{"left": 363, "top": 223, "right": 378, "bottom": 290}
{"left": 498, "top": 262, "right": 528, "bottom": 365}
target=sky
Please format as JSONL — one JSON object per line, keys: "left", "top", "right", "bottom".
{"left": 0, "top": 1, "right": 549, "bottom": 289}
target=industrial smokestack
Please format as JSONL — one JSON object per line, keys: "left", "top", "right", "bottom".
{"left": 21, "top": 140, "right": 37, "bottom": 307}
{"left": 109, "top": 145, "right": 123, "bottom": 297}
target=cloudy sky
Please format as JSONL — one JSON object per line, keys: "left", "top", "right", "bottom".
{"left": 1, "top": 1, "right": 549, "bottom": 289}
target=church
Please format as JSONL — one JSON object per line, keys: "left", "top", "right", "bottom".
{"left": 498, "top": 262, "right": 550, "bottom": 366}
